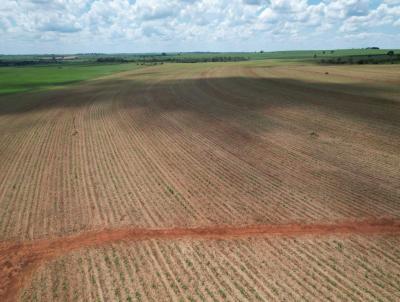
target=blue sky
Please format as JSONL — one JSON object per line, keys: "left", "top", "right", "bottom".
{"left": 1, "top": 0, "right": 399, "bottom": 54}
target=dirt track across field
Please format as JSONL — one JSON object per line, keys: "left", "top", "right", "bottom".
{"left": 1, "top": 218, "right": 400, "bottom": 301}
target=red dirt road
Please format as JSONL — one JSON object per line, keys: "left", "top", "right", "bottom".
{"left": 1, "top": 218, "right": 400, "bottom": 302}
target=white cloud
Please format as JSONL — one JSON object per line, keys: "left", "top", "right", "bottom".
{"left": 1, "top": 0, "right": 399, "bottom": 53}
{"left": 340, "top": 3, "right": 400, "bottom": 32}
{"left": 384, "top": 0, "right": 400, "bottom": 5}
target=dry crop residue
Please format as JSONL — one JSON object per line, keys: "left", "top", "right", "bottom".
{"left": 1, "top": 218, "right": 400, "bottom": 302}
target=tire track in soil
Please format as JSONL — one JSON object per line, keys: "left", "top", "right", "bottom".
{"left": 1, "top": 218, "right": 400, "bottom": 302}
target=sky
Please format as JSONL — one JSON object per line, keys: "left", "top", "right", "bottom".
{"left": 1, "top": 0, "right": 399, "bottom": 54}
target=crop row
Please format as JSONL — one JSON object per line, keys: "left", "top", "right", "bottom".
{"left": 0, "top": 64, "right": 399, "bottom": 240}
{"left": 21, "top": 235, "right": 400, "bottom": 301}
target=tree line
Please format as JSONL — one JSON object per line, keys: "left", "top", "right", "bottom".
{"left": 319, "top": 52, "right": 399, "bottom": 65}
{"left": 96, "top": 56, "right": 249, "bottom": 63}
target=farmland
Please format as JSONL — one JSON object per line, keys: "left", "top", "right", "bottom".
{"left": 0, "top": 59, "right": 400, "bottom": 301}
{"left": 0, "top": 63, "right": 142, "bottom": 95}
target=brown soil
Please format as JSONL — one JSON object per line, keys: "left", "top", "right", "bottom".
{"left": 1, "top": 218, "right": 400, "bottom": 302}
{"left": 1, "top": 64, "right": 399, "bottom": 243}
{"left": 1, "top": 63, "right": 400, "bottom": 301}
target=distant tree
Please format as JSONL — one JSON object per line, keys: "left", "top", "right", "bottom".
{"left": 161, "top": 52, "right": 167, "bottom": 56}
{"left": 387, "top": 50, "right": 395, "bottom": 64}
{"left": 260, "top": 50, "right": 264, "bottom": 53}
{"left": 330, "top": 50, "right": 334, "bottom": 54}
{"left": 313, "top": 53, "right": 317, "bottom": 58}
{"left": 322, "top": 51, "right": 326, "bottom": 54}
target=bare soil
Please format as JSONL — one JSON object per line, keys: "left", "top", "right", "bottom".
{"left": 1, "top": 62, "right": 399, "bottom": 301}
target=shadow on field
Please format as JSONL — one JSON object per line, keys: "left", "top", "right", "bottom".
{"left": 0, "top": 74, "right": 399, "bottom": 132}
{"left": 1, "top": 70, "right": 399, "bottom": 225}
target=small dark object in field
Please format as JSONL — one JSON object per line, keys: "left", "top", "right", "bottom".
{"left": 72, "top": 130, "right": 78, "bottom": 136}
{"left": 325, "top": 72, "right": 329, "bottom": 75}
{"left": 310, "top": 131, "right": 319, "bottom": 138}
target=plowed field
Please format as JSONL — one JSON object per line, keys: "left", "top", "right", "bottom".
{"left": 1, "top": 61, "right": 399, "bottom": 301}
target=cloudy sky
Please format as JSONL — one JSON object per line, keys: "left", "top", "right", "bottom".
{"left": 1, "top": 0, "right": 399, "bottom": 54}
